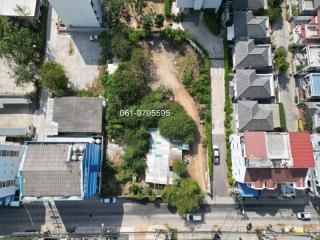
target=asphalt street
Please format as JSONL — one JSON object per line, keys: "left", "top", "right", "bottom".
{"left": 1, "top": 199, "right": 319, "bottom": 236}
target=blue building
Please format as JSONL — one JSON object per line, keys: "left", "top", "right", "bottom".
{"left": 0, "top": 144, "right": 22, "bottom": 205}
{"left": 19, "top": 141, "right": 102, "bottom": 201}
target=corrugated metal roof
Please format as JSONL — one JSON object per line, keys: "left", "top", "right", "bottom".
{"left": 51, "top": 97, "right": 103, "bottom": 134}
{"left": 0, "top": 98, "right": 31, "bottom": 104}
{"left": 289, "top": 132, "right": 315, "bottom": 168}
{"left": 244, "top": 132, "right": 267, "bottom": 159}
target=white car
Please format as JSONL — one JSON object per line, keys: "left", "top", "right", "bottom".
{"left": 186, "top": 213, "right": 202, "bottom": 221}
{"left": 213, "top": 145, "right": 220, "bottom": 165}
{"left": 296, "top": 212, "right": 311, "bottom": 220}
{"left": 89, "top": 34, "right": 99, "bottom": 41}
{"left": 101, "top": 197, "right": 117, "bottom": 203}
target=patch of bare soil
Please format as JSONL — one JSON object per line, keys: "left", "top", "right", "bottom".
{"left": 149, "top": 40, "right": 207, "bottom": 191}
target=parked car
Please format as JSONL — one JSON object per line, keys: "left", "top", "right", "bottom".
{"left": 213, "top": 145, "right": 220, "bottom": 165}
{"left": 101, "top": 197, "right": 117, "bottom": 203}
{"left": 186, "top": 213, "right": 202, "bottom": 221}
{"left": 296, "top": 212, "right": 311, "bottom": 220}
{"left": 89, "top": 34, "right": 99, "bottom": 41}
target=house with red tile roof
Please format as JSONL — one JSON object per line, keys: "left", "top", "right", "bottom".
{"left": 230, "top": 131, "right": 315, "bottom": 197}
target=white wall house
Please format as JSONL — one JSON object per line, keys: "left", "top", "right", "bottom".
{"left": 49, "top": 0, "right": 102, "bottom": 28}
{"left": 0, "top": 145, "right": 22, "bottom": 205}
{"left": 176, "top": 0, "right": 222, "bottom": 10}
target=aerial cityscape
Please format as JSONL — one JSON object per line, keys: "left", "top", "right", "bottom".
{"left": 0, "top": 0, "right": 320, "bottom": 239}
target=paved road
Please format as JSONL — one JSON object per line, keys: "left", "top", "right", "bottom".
{"left": 212, "top": 134, "right": 229, "bottom": 197}
{"left": 273, "top": 6, "right": 298, "bottom": 131}
{"left": 1, "top": 199, "right": 319, "bottom": 236}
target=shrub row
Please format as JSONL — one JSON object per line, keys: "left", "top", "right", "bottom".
{"left": 223, "top": 39, "right": 234, "bottom": 186}
{"left": 278, "top": 102, "right": 287, "bottom": 130}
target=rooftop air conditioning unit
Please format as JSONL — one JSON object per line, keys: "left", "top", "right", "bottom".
{"left": 72, "top": 145, "right": 78, "bottom": 152}
{"left": 79, "top": 145, "right": 85, "bottom": 152}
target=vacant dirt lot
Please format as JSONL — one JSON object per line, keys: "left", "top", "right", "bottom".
{"left": 149, "top": 40, "right": 207, "bottom": 191}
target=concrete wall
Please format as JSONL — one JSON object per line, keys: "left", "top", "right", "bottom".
{"left": 49, "top": 0, "right": 101, "bottom": 28}
{"left": 177, "top": 0, "right": 222, "bottom": 10}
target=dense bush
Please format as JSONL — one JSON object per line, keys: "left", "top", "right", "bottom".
{"left": 274, "top": 47, "right": 289, "bottom": 72}
{"left": 39, "top": 61, "right": 69, "bottom": 97}
{"left": 278, "top": 102, "right": 287, "bottom": 130}
{"left": 159, "top": 102, "right": 198, "bottom": 144}
{"left": 223, "top": 40, "right": 234, "bottom": 186}
{"left": 104, "top": 0, "right": 126, "bottom": 31}
{"left": 172, "top": 159, "right": 187, "bottom": 177}
{"left": 155, "top": 14, "right": 165, "bottom": 28}
{"left": 164, "top": 0, "right": 172, "bottom": 18}
{"left": 161, "top": 27, "right": 188, "bottom": 45}
{"left": 162, "top": 178, "right": 204, "bottom": 214}
{"left": 141, "top": 15, "right": 153, "bottom": 34}
{"left": 268, "top": 0, "right": 284, "bottom": 22}
{"left": 110, "top": 34, "right": 132, "bottom": 61}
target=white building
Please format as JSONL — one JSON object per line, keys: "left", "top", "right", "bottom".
{"left": 176, "top": 0, "right": 222, "bottom": 11}
{"left": 0, "top": 144, "right": 22, "bottom": 205}
{"left": 49, "top": 0, "right": 102, "bottom": 28}
{"left": 145, "top": 129, "right": 189, "bottom": 185}
{"left": 0, "top": 0, "right": 41, "bottom": 19}
{"left": 310, "top": 134, "right": 320, "bottom": 195}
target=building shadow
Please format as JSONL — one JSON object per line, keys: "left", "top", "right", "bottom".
{"left": 0, "top": 202, "right": 45, "bottom": 235}
{"left": 55, "top": 199, "right": 124, "bottom": 234}
{"left": 70, "top": 32, "right": 101, "bottom": 66}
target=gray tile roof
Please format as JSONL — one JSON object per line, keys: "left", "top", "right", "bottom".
{"left": 52, "top": 97, "right": 103, "bottom": 134}
{"left": 233, "top": 0, "right": 266, "bottom": 10}
{"left": 237, "top": 100, "right": 274, "bottom": 132}
{"left": 234, "top": 39, "right": 271, "bottom": 69}
{"left": 235, "top": 69, "right": 273, "bottom": 99}
{"left": 22, "top": 143, "right": 81, "bottom": 197}
{"left": 234, "top": 11, "right": 268, "bottom": 39}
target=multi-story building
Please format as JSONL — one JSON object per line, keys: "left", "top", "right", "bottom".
{"left": 231, "top": 132, "right": 315, "bottom": 197}
{"left": 310, "top": 133, "right": 320, "bottom": 195}
{"left": 0, "top": 144, "right": 23, "bottom": 205}
{"left": 19, "top": 140, "right": 103, "bottom": 202}
{"left": 176, "top": 0, "right": 222, "bottom": 11}
{"left": 49, "top": 0, "right": 102, "bottom": 28}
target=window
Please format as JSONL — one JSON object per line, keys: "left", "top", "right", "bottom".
{"left": 0, "top": 150, "right": 19, "bottom": 157}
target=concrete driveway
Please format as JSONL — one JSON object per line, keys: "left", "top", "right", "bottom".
{"left": 272, "top": 7, "right": 298, "bottom": 131}
{"left": 180, "top": 21, "right": 224, "bottom": 59}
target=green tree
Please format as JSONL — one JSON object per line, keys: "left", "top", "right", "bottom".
{"left": 159, "top": 102, "right": 197, "bottom": 144}
{"left": 39, "top": 61, "right": 69, "bottom": 96}
{"left": 155, "top": 14, "right": 165, "bottom": 28}
{"left": 135, "top": 0, "right": 146, "bottom": 14}
{"left": 110, "top": 34, "right": 131, "bottom": 61}
{"left": 105, "top": 61, "right": 148, "bottom": 108}
{"left": 171, "top": 159, "right": 186, "bottom": 177}
{"left": 0, "top": 17, "right": 41, "bottom": 66}
{"left": 162, "top": 178, "right": 204, "bottom": 214}
{"left": 164, "top": 0, "right": 172, "bottom": 18}
{"left": 104, "top": 0, "right": 126, "bottom": 31}
{"left": 11, "top": 63, "right": 38, "bottom": 85}
{"left": 274, "top": 47, "right": 289, "bottom": 72}
{"left": 141, "top": 15, "right": 153, "bottom": 34}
